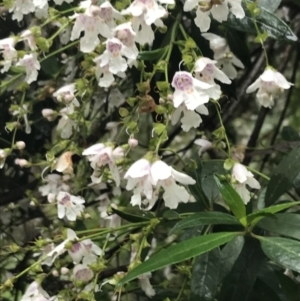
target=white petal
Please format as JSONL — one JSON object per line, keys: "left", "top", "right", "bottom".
{"left": 163, "top": 183, "right": 190, "bottom": 209}
{"left": 195, "top": 10, "right": 211, "bottom": 32}
{"left": 232, "top": 163, "right": 248, "bottom": 183}
{"left": 246, "top": 78, "right": 261, "bottom": 94}
{"left": 124, "top": 159, "right": 151, "bottom": 179}
{"left": 150, "top": 160, "right": 172, "bottom": 185}
{"left": 171, "top": 168, "right": 196, "bottom": 185}
{"left": 211, "top": 3, "right": 229, "bottom": 22}
{"left": 181, "top": 110, "right": 202, "bottom": 131}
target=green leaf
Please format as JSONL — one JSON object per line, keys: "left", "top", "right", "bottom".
{"left": 214, "top": 175, "right": 246, "bottom": 224}
{"left": 41, "top": 56, "right": 60, "bottom": 78}
{"left": 265, "top": 146, "right": 300, "bottom": 205}
{"left": 138, "top": 47, "right": 167, "bottom": 61}
{"left": 258, "top": 0, "right": 281, "bottom": 12}
{"left": 241, "top": 201, "right": 300, "bottom": 226}
{"left": 281, "top": 126, "right": 300, "bottom": 142}
{"left": 259, "top": 236, "right": 300, "bottom": 273}
{"left": 170, "top": 211, "right": 239, "bottom": 234}
{"left": 190, "top": 248, "right": 221, "bottom": 301}
{"left": 258, "top": 213, "right": 300, "bottom": 240}
{"left": 117, "top": 232, "right": 240, "bottom": 286}
{"left": 111, "top": 207, "right": 152, "bottom": 223}
{"left": 225, "top": 1, "right": 297, "bottom": 42}
{"left": 220, "top": 236, "right": 245, "bottom": 281}
{"left": 219, "top": 238, "right": 266, "bottom": 301}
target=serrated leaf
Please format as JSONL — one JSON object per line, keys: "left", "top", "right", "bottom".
{"left": 214, "top": 175, "right": 246, "bottom": 224}
{"left": 170, "top": 211, "right": 239, "bottom": 234}
{"left": 117, "top": 232, "right": 240, "bottom": 286}
{"left": 259, "top": 236, "right": 300, "bottom": 273}
{"left": 190, "top": 248, "right": 221, "bottom": 301}
{"left": 265, "top": 146, "right": 300, "bottom": 205}
{"left": 241, "top": 201, "right": 300, "bottom": 226}
{"left": 258, "top": 213, "right": 300, "bottom": 240}
{"left": 225, "top": 1, "right": 297, "bottom": 42}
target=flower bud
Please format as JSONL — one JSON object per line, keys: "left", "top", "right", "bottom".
{"left": 52, "top": 270, "right": 59, "bottom": 277}
{"left": 61, "top": 267, "right": 69, "bottom": 275}
{"left": 128, "top": 138, "right": 138, "bottom": 148}
{"left": 14, "top": 158, "right": 29, "bottom": 167}
{"left": 16, "top": 141, "right": 26, "bottom": 150}
{"left": 42, "top": 109, "right": 56, "bottom": 121}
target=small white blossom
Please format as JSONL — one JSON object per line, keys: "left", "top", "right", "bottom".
{"left": 139, "top": 273, "right": 156, "bottom": 297}
{"left": 231, "top": 163, "right": 261, "bottom": 204}
{"left": 70, "top": 0, "right": 111, "bottom": 53}
{"left": 99, "top": 1, "right": 123, "bottom": 29}
{"left": 171, "top": 71, "right": 213, "bottom": 110}
{"left": 194, "top": 137, "right": 212, "bottom": 155}
{"left": 33, "top": 0, "right": 49, "bottom": 19}
{"left": 82, "top": 143, "right": 124, "bottom": 186}
{"left": 184, "top": 0, "right": 245, "bottom": 32}
{"left": 9, "top": 0, "right": 35, "bottom": 21}
{"left": 20, "top": 281, "right": 53, "bottom": 301}
{"left": 202, "top": 33, "right": 244, "bottom": 79}
{"left": 69, "top": 239, "right": 102, "bottom": 264}
{"left": 0, "top": 38, "right": 18, "bottom": 73}
{"left": 16, "top": 53, "right": 40, "bottom": 84}
{"left": 53, "top": 83, "right": 79, "bottom": 107}
{"left": 0, "top": 149, "right": 8, "bottom": 169}
{"left": 246, "top": 68, "right": 292, "bottom": 108}
{"left": 56, "top": 191, "right": 85, "bottom": 221}
{"left": 56, "top": 106, "right": 78, "bottom": 139}
{"left": 54, "top": 151, "right": 73, "bottom": 174}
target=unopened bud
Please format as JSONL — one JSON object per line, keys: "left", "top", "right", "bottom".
{"left": 29, "top": 201, "right": 35, "bottom": 206}
{"left": 159, "top": 98, "right": 165, "bottom": 104}
{"left": 16, "top": 141, "right": 26, "bottom": 150}
{"left": 60, "top": 267, "right": 69, "bottom": 275}
{"left": 84, "top": 213, "right": 91, "bottom": 219}
{"left": 42, "top": 109, "right": 56, "bottom": 121}
{"left": 167, "top": 94, "right": 173, "bottom": 101}
{"left": 52, "top": 270, "right": 59, "bottom": 277}
{"left": 14, "top": 158, "right": 29, "bottom": 167}
{"left": 128, "top": 138, "right": 138, "bottom": 148}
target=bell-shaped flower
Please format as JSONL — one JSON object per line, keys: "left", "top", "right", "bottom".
{"left": 150, "top": 160, "right": 196, "bottom": 209}
{"left": 9, "top": 0, "right": 35, "bottom": 22}
{"left": 56, "top": 106, "right": 78, "bottom": 139}
{"left": 73, "top": 264, "right": 94, "bottom": 282}
{"left": 99, "top": 1, "right": 123, "bottom": 29}
{"left": 171, "top": 103, "right": 209, "bottom": 132}
{"left": 56, "top": 191, "right": 85, "bottom": 221}
{"left": 171, "top": 71, "right": 213, "bottom": 110}
{"left": 82, "top": 143, "right": 124, "bottom": 186}
{"left": 131, "top": 16, "right": 156, "bottom": 46}
{"left": 194, "top": 137, "right": 212, "bottom": 155}
{"left": 69, "top": 239, "right": 102, "bottom": 264}
{"left": 184, "top": 0, "right": 245, "bottom": 32}
{"left": 202, "top": 33, "right": 244, "bottom": 79}
{"left": 231, "top": 163, "right": 261, "bottom": 204}
{"left": 16, "top": 53, "right": 40, "bottom": 84}
{"left": 124, "top": 158, "right": 156, "bottom": 209}
{"left": 70, "top": 0, "right": 111, "bottom": 53}
{"left": 246, "top": 68, "right": 292, "bottom": 108}
{"left": 0, "top": 37, "right": 18, "bottom": 73}
{"left": 139, "top": 273, "right": 155, "bottom": 297}
{"left": 53, "top": 83, "right": 79, "bottom": 108}
{"left": 0, "top": 149, "right": 8, "bottom": 169}
{"left": 33, "top": 0, "right": 49, "bottom": 19}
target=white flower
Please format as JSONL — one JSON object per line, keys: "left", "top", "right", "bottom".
{"left": 194, "top": 138, "right": 212, "bottom": 155}
{"left": 20, "top": 281, "right": 52, "bottom": 301}
{"left": 139, "top": 273, "right": 155, "bottom": 297}
{"left": 70, "top": 1, "right": 111, "bottom": 53}
{"left": 43, "top": 229, "right": 78, "bottom": 265}
{"left": 33, "top": 0, "right": 49, "bottom": 19}
{"left": 171, "top": 104, "right": 209, "bottom": 132}
{"left": 202, "top": 33, "right": 244, "bottom": 79}
{"left": 0, "top": 38, "right": 17, "bottom": 73}
{"left": 69, "top": 239, "right": 102, "bottom": 264}
{"left": 54, "top": 0, "right": 74, "bottom": 5}
{"left": 16, "top": 53, "right": 40, "bottom": 84}
{"left": 56, "top": 191, "right": 85, "bottom": 221}
{"left": 9, "top": 0, "right": 35, "bottom": 22}
{"left": 184, "top": 0, "right": 245, "bottom": 32}
{"left": 53, "top": 83, "right": 79, "bottom": 107}
{"left": 56, "top": 106, "right": 78, "bottom": 139}
{"left": 124, "top": 158, "right": 157, "bottom": 209}
{"left": 114, "top": 22, "right": 139, "bottom": 65}
{"left": 20, "top": 30, "right": 37, "bottom": 51}
{"left": 131, "top": 16, "right": 156, "bottom": 46}
{"left": 246, "top": 68, "right": 292, "bottom": 108}
{"left": 150, "top": 160, "right": 196, "bottom": 209}
{"left": 82, "top": 143, "right": 124, "bottom": 186}
{"left": 39, "top": 174, "right": 70, "bottom": 202}
{"left": 99, "top": 1, "right": 123, "bottom": 29}
{"left": 231, "top": 163, "right": 261, "bottom": 204}
{"left": 73, "top": 264, "right": 94, "bottom": 282}
{"left": 171, "top": 71, "right": 213, "bottom": 110}
{"left": 0, "top": 149, "right": 8, "bottom": 169}
{"left": 125, "top": 159, "right": 196, "bottom": 209}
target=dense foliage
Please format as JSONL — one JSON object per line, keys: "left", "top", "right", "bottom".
{"left": 1, "top": 0, "right": 300, "bottom": 300}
